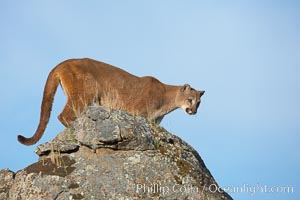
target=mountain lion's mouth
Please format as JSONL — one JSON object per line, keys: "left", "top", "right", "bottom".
{"left": 186, "top": 108, "right": 195, "bottom": 115}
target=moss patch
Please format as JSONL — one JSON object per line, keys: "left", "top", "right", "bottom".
{"left": 24, "top": 156, "right": 76, "bottom": 177}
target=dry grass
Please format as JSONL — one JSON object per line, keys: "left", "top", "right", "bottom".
{"left": 101, "top": 84, "right": 127, "bottom": 113}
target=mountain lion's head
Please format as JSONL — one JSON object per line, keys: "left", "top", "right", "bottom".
{"left": 177, "top": 84, "right": 205, "bottom": 115}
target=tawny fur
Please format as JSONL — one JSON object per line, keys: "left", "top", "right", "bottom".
{"left": 18, "top": 58, "right": 204, "bottom": 145}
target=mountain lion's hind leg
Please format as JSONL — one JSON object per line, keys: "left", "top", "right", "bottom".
{"left": 58, "top": 101, "right": 77, "bottom": 127}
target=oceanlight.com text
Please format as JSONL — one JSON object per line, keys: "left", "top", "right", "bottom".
{"left": 208, "top": 183, "right": 294, "bottom": 195}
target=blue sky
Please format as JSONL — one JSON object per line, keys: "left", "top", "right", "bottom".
{"left": 0, "top": 1, "right": 299, "bottom": 199}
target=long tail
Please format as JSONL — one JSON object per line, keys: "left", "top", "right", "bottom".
{"left": 18, "top": 69, "right": 60, "bottom": 145}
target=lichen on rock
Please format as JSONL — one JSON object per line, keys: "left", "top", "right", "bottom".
{"left": 1, "top": 105, "right": 232, "bottom": 200}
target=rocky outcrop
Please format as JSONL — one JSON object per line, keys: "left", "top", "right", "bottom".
{"left": 1, "top": 105, "right": 232, "bottom": 200}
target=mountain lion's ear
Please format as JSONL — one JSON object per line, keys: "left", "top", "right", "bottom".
{"left": 199, "top": 90, "right": 205, "bottom": 97}
{"left": 181, "top": 84, "right": 191, "bottom": 92}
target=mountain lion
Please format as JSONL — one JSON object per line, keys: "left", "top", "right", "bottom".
{"left": 18, "top": 58, "right": 205, "bottom": 145}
